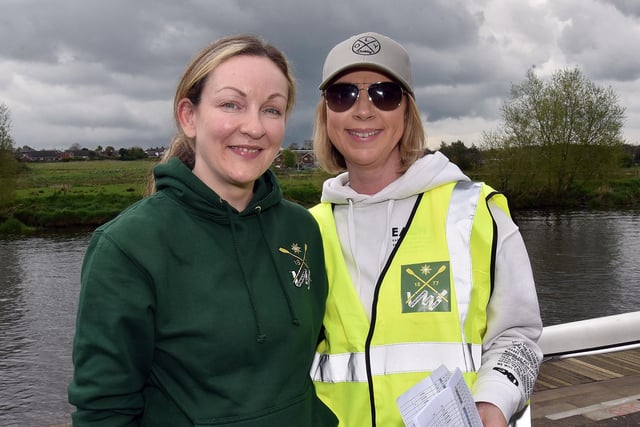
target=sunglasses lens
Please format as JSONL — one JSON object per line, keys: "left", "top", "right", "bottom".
{"left": 324, "top": 82, "right": 404, "bottom": 112}
{"left": 325, "top": 83, "right": 358, "bottom": 112}
{"left": 368, "top": 82, "right": 404, "bottom": 111}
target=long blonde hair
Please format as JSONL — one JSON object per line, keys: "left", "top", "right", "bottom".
{"left": 144, "top": 34, "right": 296, "bottom": 195}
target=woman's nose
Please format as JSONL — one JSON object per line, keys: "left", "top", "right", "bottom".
{"left": 353, "top": 87, "right": 374, "bottom": 119}
{"left": 241, "top": 111, "right": 266, "bottom": 139}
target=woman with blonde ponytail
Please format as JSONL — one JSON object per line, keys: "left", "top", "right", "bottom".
{"left": 69, "top": 34, "right": 337, "bottom": 427}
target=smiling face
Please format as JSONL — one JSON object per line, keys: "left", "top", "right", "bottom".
{"left": 177, "top": 54, "right": 289, "bottom": 210}
{"left": 326, "top": 69, "right": 406, "bottom": 193}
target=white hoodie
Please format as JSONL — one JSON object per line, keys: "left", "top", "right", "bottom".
{"left": 321, "top": 151, "right": 543, "bottom": 421}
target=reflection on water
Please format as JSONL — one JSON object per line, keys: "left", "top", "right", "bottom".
{"left": 516, "top": 209, "right": 640, "bottom": 326}
{"left": 0, "top": 232, "right": 90, "bottom": 427}
{"left": 0, "top": 210, "right": 639, "bottom": 425}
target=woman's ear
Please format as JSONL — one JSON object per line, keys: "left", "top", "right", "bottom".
{"left": 177, "top": 98, "right": 196, "bottom": 138}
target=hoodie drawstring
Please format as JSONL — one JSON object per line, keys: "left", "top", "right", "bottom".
{"left": 346, "top": 199, "right": 362, "bottom": 297}
{"left": 379, "top": 200, "right": 395, "bottom": 272}
{"left": 226, "top": 202, "right": 267, "bottom": 343}
{"left": 346, "top": 198, "right": 395, "bottom": 303}
{"left": 255, "top": 206, "right": 300, "bottom": 326}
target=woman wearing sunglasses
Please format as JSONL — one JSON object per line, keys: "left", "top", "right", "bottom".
{"left": 310, "top": 32, "right": 542, "bottom": 427}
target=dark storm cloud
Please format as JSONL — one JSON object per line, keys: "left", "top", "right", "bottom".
{"left": 599, "top": 0, "right": 640, "bottom": 18}
{"left": 0, "top": 0, "right": 638, "bottom": 150}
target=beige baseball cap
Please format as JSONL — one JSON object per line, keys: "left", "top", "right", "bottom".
{"left": 319, "top": 32, "right": 414, "bottom": 95}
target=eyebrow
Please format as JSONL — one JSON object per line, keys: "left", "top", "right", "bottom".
{"left": 218, "top": 86, "right": 287, "bottom": 102}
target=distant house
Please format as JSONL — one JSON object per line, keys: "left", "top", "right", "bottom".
{"left": 273, "top": 148, "right": 317, "bottom": 170}
{"left": 146, "top": 147, "right": 165, "bottom": 158}
{"left": 65, "top": 148, "right": 93, "bottom": 160}
{"left": 19, "top": 149, "right": 63, "bottom": 162}
{"left": 296, "top": 150, "right": 316, "bottom": 169}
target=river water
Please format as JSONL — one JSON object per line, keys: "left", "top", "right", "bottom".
{"left": 1, "top": 231, "right": 88, "bottom": 426}
{"left": 515, "top": 209, "right": 640, "bottom": 325}
{"left": 1, "top": 209, "right": 639, "bottom": 426}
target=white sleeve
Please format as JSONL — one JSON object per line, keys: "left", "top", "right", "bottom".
{"left": 471, "top": 201, "right": 544, "bottom": 422}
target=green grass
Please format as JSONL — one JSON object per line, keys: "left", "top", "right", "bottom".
{"left": 2, "top": 160, "right": 156, "bottom": 232}
{"left": 2, "top": 159, "right": 638, "bottom": 234}
{"left": 16, "top": 159, "right": 156, "bottom": 190}
{"left": 16, "top": 183, "right": 145, "bottom": 200}
{"left": 277, "top": 169, "right": 332, "bottom": 206}
{"left": 1, "top": 160, "right": 329, "bottom": 232}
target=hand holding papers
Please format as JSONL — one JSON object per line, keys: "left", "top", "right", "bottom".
{"left": 396, "top": 365, "right": 483, "bottom": 427}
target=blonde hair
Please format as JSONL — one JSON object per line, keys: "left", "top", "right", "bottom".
{"left": 312, "top": 90, "right": 426, "bottom": 175}
{"left": 144, "top": 34, "right": 296, "bottom": 195}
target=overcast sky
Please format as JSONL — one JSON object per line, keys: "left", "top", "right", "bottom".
{"left": 1, "top": 0, "right": 639, "bottom": 152}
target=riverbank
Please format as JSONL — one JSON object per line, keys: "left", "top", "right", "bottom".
{"left": 1, "top": 159, "right": 639, "bottom": 234}
{"left": 0, "top": 160, "right": 331, "bottom": 234}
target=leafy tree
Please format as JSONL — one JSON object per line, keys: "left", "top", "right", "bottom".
{"left": 118, "top": 146, "right": 147, "bottom": 160}
{"left": 281, "top": 148, "right": 297, "bottom": 169}
{"left": 620, "top": 144, "right": 640, "bottom": 167}
{"left": 438, "top": 140, "right": 481, "bottom": 172}
{"left": 0, "top": 102, "right": 18, "bottom": 206}
{"left": 0, "top": 148, "right": 18, "bottom": 206}
{"left": 0, "top": 103, "right": 14, "bottom": 151}
{"left": 104, "top": 146, "right": 116, "bottom": 157}
{"left": 483, "top": 68, "right": 626, "bottom": 199}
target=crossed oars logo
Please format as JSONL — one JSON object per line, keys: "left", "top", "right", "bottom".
{"left": 279, "top": 243, "right": 310, "bottom": 289}
{"left": 405, "top": 264, "right": 448, "bottom": 305}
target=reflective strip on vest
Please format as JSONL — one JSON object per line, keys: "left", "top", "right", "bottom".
{"left": 311, "top": 342, "right": 482, "bottom": 383}
{"left": 447, "top": 181, "right": 483, "bottom": 372}
{"left": 312, "top": 181, "right": 485, "bottom": 384}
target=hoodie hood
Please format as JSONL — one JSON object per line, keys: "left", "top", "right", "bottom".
{"left": 154, "top": 157, "right": 283, "bottom": 220}
{"left": 321, "top": 151, "right": 469, "bottom": 205}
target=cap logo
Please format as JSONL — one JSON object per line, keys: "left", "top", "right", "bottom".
{"left": 351, "top": 36, "right": 381, "bottom": 56}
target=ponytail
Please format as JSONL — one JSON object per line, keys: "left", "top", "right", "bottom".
{"left": 143, "top": 134, "right": 195, "bottom": 196}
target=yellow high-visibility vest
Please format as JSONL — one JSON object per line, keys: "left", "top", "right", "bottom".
{"left": 311, "top": 181, "right": 509, "bottom": 426}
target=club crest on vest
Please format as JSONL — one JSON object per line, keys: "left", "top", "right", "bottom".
{"left": 401, "top": 261, "right": 451, "bottom": 313}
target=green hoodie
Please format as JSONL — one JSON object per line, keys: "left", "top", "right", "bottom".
{"left": 69, "top": 157, "right": 337, "bottom": 426}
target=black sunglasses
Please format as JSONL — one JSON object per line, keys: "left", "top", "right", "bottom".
{"left": 323, "top": 82, "right": 405, "bottom": 112}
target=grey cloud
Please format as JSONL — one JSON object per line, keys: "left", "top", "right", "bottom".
{"left": 555, "top": 1, "right": 640, "bottom": 81}
{"left": 1, "top": 0, "right": 639, "bottom": 149}
{"left": 598, "top": 0, "right": 640, "bottom": 17}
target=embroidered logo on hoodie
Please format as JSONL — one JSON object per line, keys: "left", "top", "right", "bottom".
{"left": 401, "top": 261, "right": 451, "bottom": 313}
{"left": 279, "top": 243, "right": 311, "bottom": 289}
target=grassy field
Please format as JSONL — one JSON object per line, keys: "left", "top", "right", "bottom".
{"left": 15, "top": 159, "right": 156, "bottom": 197}
{"left": 1, "top": 160, "right": 156, "bottom": 232}
{"left": 2, "top": 158, "right": 639, "bottom": 234}
{"left": 1, "top": 159, "right": 329, "bottom": 233}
